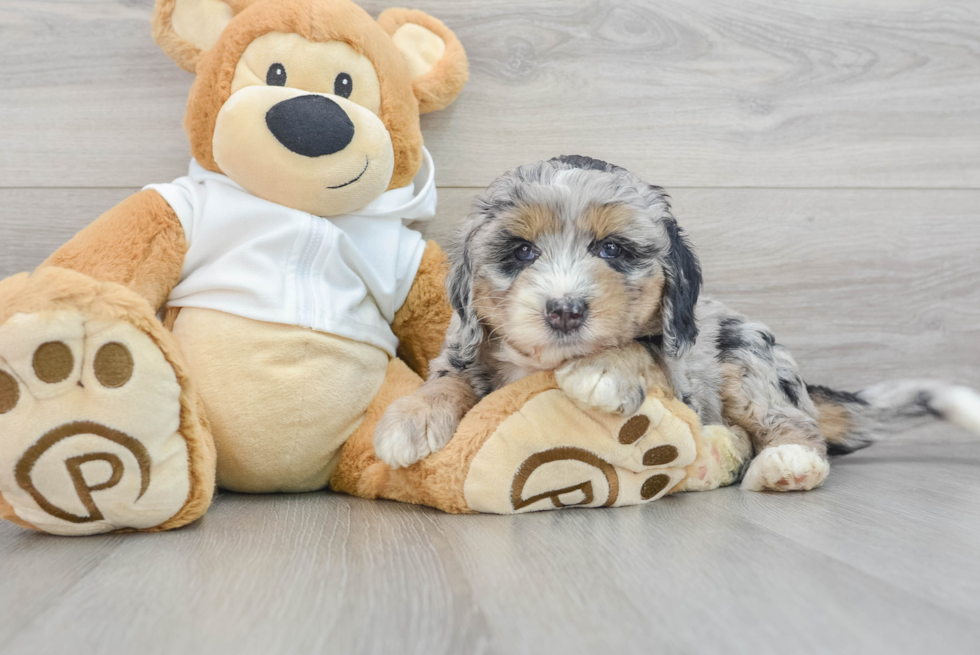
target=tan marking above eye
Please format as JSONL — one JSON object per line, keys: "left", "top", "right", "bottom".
{"left": 94, "top": 342, "right": 134, "bottom": 388}
{"left": 33, "top": 341, "right": 74, "bottom": 384}
{"left": 503, "top": 204, "right": 562, "bottom": 241}
{"left": 0, "top": 370, "right": 18, "bottom": 414}
{"left": 231, "top": 32, "right": 382, "bottom": 115}
{"left": 579, "top": 203, "right": 634, "bottom": 240}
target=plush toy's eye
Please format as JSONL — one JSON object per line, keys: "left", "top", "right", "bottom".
{"left": 514, "top": 243, "right": 537, "bottom": 262}
{"left": 598, "top": 241, "right": 622, "bottom": 259}
{"left": 334, "top": 73, "right": 353, "bottom": 99}
{"left": 266, "top": 63, "right": 287, "bottom": 86}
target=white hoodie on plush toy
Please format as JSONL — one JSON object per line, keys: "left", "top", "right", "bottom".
{"left": 146, "top": 148, "right": 437, "bottom": 356}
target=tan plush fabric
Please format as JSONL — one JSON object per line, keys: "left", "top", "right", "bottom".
{"left": 463, "top": 390, "right": 696, "bottom": 513}
{"left": 211, "top": 83, "right": 396, "bottom": 217}
{"left": 171, "top": 308, "right": 388, "bottom": 493}
{"left": 391, "top": 23, "right": 446, "bottom": 80}
{"left": 0, "top": 267, "right": 216, "bottom": 534}
{"left": 171, "top": 0, "right": 235, "bottom": 55}
{"left": 675, "top": 424, "right": 753, "bottom": 492}
{"left": 153, "top": 0, "right": 259, "bottom": 72}
{"left": 377, "top": 8, "right": 469, "bottom": 114}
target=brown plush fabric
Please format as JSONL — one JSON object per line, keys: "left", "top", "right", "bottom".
{"left": 391, "top": 241, "right": 453, "bottom": 379}
{"left": 42, "top": 190, "right": 188, "bottom": 312}
{"left": 183, "top": 0, "right": 424, "bottom": 190}
{"left": 377, "top": 8, "right": 469, "bottom": 114}
{"left": 0, "top": 267, "right": 217, "bottom": 532}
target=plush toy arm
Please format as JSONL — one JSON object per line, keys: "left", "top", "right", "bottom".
{"left": 391, "top": 240, "right": 453, "bottom": 378}
{"left": 42, "top": 189, "right": 187, "bottom": 311}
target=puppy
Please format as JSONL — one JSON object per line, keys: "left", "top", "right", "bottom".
{"left": 374, "top": 155, "right": 980, "bottom": 491}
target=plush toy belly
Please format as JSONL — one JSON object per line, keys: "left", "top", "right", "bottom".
{"left": 171, "top": 307, "right": 388, "bottom": 492}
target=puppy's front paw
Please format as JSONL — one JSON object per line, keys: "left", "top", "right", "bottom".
{"left": 741, "top": 444, "right": 829, "bottom": 492}
{"left": 373, "top": 394, "right": 459, "bottom": 469}
{"left": 556, "top": 355, "right": 646, "bottom": 416}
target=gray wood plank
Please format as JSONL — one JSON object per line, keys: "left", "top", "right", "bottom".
{"left": 3, "top": 186, "right": 978, "bottom": 397}
{"left": 2, "top": 0, "right": 979, "bottom": 189}
{"left": 721, "top": 441, "right": 980, "bottom": 622}
{"left": 2, "top": 443, "right": 980, "bottom": 654}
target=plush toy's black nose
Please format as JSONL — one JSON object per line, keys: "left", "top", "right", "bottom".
{"left": 545, "top": 298, "right": 589, "bottom": 333}
{"left": 265, "top": 95, "right": 354, "bottom": 157}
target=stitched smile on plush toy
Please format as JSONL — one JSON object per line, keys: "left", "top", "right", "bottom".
{"left": 326, "top": 157, "right": 370, "bottom": 189}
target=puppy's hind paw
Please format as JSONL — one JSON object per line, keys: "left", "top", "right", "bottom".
{"left": 741, "top": 444, "right": 829, "bottom": 492}
{"left": 373, "top": 394, "right": 458, "bottom": 469}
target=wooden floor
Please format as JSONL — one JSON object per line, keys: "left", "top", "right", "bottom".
{"left": 1, "top": 1, "right": 979, "bottom": 653}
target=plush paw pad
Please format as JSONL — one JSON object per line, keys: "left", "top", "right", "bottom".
{"left": 0, "top": 312, "right": 191, "bottom": 535}
{"left": 740, "top": 443, "right": 829, "bottom": 492}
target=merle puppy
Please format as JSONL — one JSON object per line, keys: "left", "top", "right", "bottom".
{"left": 374, "top": 155, "right": 980, "bottom": 490}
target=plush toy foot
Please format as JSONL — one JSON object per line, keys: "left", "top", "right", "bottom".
{"left": 0, "top": 268, "right": 215, "bottom": 535}
{"left": 674, "top": 424, "right": 753, "bottom": 493}
{"left": 332, "top": 363, "right": 749, "bottom": 514}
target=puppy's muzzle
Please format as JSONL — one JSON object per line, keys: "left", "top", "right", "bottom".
{"left": 545, "top": 297, "right": 589, "bottom": 333}
{"left": 265, "top": 95, "right": 355, "bottom": 157}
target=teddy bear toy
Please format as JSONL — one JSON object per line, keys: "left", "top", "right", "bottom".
{"left": 0, "top": 0, "right": 750, "bottom": 536}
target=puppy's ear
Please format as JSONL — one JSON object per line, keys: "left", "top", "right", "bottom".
{"left": 152, "top": 0, "right": 255, "bottom": 72}
{"left": 377, "top": 9, "right": 469, "bottom": 114}
{"left": 660, "top": 218, "right": 702, "bottom": 357}
{"left": 444, "top": 223, "right": 485, "bottom": 368}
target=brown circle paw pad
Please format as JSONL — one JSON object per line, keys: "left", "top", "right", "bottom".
{"left": 618, "top": 414, "right": 651, "bottom": 444}
{"left": 32, "top": 341, "right": 74, "bottom": 384}
{"left": 0, "top": 370, "right": 18, "bottom": 414}
{"left": 94, "top": 342, "right": 134, "bottom": 388}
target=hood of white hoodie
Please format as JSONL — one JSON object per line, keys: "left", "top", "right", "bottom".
{"left": 145, "top": 147, "right": 438, "bottom": 357}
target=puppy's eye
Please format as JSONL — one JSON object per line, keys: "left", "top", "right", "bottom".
{"left": 598, "top": 241, "right": 622, "bottom": 259}
{"left": 514, "top": 243, "right": 537, "bottom": 262}
{"left": 266, "top": 63, "right": 287, "bottom": 86}
{"left": 334, "top": 73, "right": 353, "bottom": 98}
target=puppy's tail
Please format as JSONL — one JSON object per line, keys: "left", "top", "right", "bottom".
{"left": 807, "top": 381, "right": 980, "bottom": 455}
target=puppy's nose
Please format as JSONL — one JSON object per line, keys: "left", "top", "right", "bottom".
{"left": 266, "top": 95, "right": 354, "bottom": 157}
{"left": 545, "top": 298, "right": 589, "bottom": 333}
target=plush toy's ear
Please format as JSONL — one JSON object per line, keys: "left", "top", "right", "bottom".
{"left": 377, "top": 9, "right": 469, "bottom": 114}
{"left": 152, "top": 0, "right": 254, "bottom": 72}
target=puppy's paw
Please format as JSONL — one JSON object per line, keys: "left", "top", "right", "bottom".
{"left": 741, "top": 444, "right": 829, "bottom": 492}
{"left": 556, "top": 354, "right": 646, "bottom": 416}
{"left": 373, "top": 394, "right": 459, "bottom": 469}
